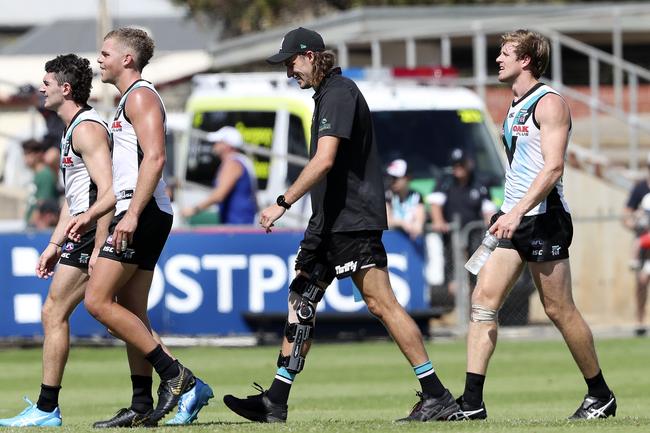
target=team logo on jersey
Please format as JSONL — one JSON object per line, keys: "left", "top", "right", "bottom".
{"left": 318, "top": 117, "right": 331, "bottom": 132}
{"left": 61, "top": 156, "right": 74, "bottom": 168}
{"left": 516, "top": 108, "right": 532, "bottom": 124}
{"left": 111, "top": 120, "right": 122, "bottom": 132}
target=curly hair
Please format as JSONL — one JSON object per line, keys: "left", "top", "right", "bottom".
{"left": 44, "top": 54, "right": 93, "bottom": 104}
{"left": 312, "top": 50, "right": 337, "bottom": 88}
{"left": 501, "top": 29, "right": 550, "bottom": 79}
{"left": 105, "top": 27, "right": 155, "bottom": 71}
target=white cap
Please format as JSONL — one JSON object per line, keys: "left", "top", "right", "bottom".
{"left": 386, "top": 159, "right": 407, "bottom": 177}
{"left": 206, "top": 126, "right": 243, "bottom": 148}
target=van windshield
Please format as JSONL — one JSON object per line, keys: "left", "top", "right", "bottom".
{"left": 372, "top": 109, "right": 504, "bottom": 185}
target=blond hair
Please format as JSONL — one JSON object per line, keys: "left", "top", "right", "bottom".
{"left": 104, "top": 27, "right": 155, "bottom": 71}
{"left": 501, "top": 30, "right": 550, "bottom": 79}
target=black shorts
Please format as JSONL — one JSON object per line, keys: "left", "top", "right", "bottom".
{"left": 295, "top": 230, "right": 388, "bottom": 284}
{"left": 98, "top": 200, "right": 173, "bottom": 271}
{"left": 492, "top": 207, "right": 573, "bottom": 262}
{"left": 59, "top": 226, "right": 96, "bottom": 269}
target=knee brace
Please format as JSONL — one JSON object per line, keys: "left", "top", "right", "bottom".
{"left": 470, "top": 304, "right": 498, "bottom": 323}
{"left": 279, "top": 267, "right": 327, "bottom": 373}
{"left": 289, "top": 268, "right": 326, "bottom": 324}
{"left": 277, "top": 322, "right": 313, "bottom": 373}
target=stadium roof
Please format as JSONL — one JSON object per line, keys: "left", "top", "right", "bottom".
{"left": 210, "top": 3, "right": 650, "bottom": 69}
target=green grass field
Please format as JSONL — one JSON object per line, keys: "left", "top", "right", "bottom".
{"left": 0, "top": 337, "right": 647, "bottom": 432}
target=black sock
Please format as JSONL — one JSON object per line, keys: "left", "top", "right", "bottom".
{"left": 37, "top": 384, "right": 61, "bottom": 413}
{"left": 462, "top": 372, "right": 486, "bottom": 408}
{"left": 419, "top": 372, "right": 446, "bottom": 398}
{"left": 130, "top": 375, "right": 154, "bottom": 413}
{"left": 145, "top": 345, "right": 179, "bottom": 381}
{"left": 267, "top": 378, "right": 292, "bottom": 405}
{"left": 585, "top": 370, "right": 611, "bottom": 399}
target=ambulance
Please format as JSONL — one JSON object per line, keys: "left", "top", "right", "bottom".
{"left": 173, "top": 68, "right": 505, "bottom": 227}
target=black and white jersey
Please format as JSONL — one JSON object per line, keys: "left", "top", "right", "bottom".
{"left": 60, "top": 106, "right": 110, "bottom": 215}
{"left": 110, "top": 79, "right": 172, "bottom": 215}
{"left": 501, "top": 83, "right": 570, "bottom": 215}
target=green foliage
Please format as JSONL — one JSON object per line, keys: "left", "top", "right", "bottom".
{"left": 0, "top": 337, "right": 647, "bottom": 431}
{"left": 171, "top": 0, "right": 608, "bottom": 36}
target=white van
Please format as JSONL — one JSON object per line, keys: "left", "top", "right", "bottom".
{"left": 172, "top": 71, "right": 505, "bottom": 227}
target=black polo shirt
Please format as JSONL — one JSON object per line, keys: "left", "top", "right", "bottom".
{"left": 434, "top": 173, "right": 492, "bottom": 227}
{"left": 307, "top": 68, "right": 387, "bottom": 234}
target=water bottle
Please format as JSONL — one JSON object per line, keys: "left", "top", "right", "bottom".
{"left": 464, "top": 231, "right": 499, "bottom": 275}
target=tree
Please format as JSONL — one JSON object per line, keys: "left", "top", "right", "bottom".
{"left": 171, "top": 0, "right": 607, "bottom": 37}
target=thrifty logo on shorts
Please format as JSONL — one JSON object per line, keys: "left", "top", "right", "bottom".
{"left": 116, "top": 189, "right": 134, "bottom": 200}
{"left": 335, "top": 260, "right": 358, "bottom": 275}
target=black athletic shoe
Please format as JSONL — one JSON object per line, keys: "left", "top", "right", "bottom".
{"left": 569, "top": 393, "right": 617, "bottom": 420}
{"left": 447, "top": 396, "right": 488, "bottom": 421}
{"left": 149, "top": 363, "right": 196, "bottom": 423}
{"left": 93, "top": 408, "right": 155, "bottom": 428}
{"left": 396, "top": 389, "right": 459, "bottom": 422}
{"left": 223, "top": 383, "right": 288, "bottom": 423}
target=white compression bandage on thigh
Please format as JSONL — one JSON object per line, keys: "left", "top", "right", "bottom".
{"left": 471, "top": 304, "right": 498, "bottom": 323}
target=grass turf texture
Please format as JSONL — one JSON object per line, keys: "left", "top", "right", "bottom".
{"left": 0, "top": 337, "right": 646, "bottom": 432}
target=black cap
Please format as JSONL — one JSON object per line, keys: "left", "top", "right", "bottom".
{"left": 266, "top": 27, "right": 325, "bottom": 65}
{"left": 450, "top": 148, "right": 468, "bottom": 164}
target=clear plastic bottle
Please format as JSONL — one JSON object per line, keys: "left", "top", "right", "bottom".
{"left": 464, "top": 231, "right": 499, "bottom": 275}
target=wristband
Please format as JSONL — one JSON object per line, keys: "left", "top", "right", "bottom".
{"left": 49, "top": 241, "right": 62, "bottom": 248}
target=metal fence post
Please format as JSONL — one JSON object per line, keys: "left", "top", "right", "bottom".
{"left": 452, "top": 214, "right": 470, "bottom": 336}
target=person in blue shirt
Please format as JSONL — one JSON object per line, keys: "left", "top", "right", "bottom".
{"left": 182, "top": 126, "right": 257, "bottom": 224}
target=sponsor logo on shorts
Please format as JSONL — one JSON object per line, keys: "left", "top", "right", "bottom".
{"left": 79, "top": 253, "right": 90, "bottom": 264}
{"left": 532, "top": 249, "right": 543, "bottom": 256}
{"left": 335, "top": 260, "right": 358, "bottom": 275}
{"left": 102, "top": 245, "right": 114, "bottom": 253}
{"left": 116, "top": 189, "right": 134, "bottom": 200}
{"left": 63, "top": 242, "right": 75, "bottom": 252}
{"left": 61, "top": 252, "right": 70, "bottom": 259}
{"left": 123, "top": 249, "right": 135, "bottom": 259}
{"left": 551, "top": 245, "right": 562, "bottom": 256}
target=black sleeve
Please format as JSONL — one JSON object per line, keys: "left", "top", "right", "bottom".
{"left": 627, "top": 182, "right": 646, "bottom": 210}
{"left": 316, "top": 86, "right": 356, "bottom": 140}
{"left": 434, "top": 175, "right": 452, "bottom": 194}
{"left": 479, "top": 185, "right": 491, "bottom": 201}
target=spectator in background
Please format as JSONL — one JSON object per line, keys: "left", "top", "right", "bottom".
{"left": 20, "top": 84, "right": 65, "bottom": 176}
{"left": 385, "top": 158, "right": 425, "bottom": 240}
{"left": 22, "top": 138, "right": 59, "bottom": 226}
{"left": 428, "top": 148, "right": 496, "bottom": 294}
{"left": 182, "top": 126, "right": 257, "bottom": 224}
{"left": 622, "top": 154, "right": 650, "bottom": 337}
{"left": 31, "top": 198, "right": 60, "bottom": 230}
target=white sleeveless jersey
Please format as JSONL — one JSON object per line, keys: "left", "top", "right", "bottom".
{"left": 501, "top": 83, "right": 570, "bottom": 216}
{"left": 111, "top": 80, "right": 172, "bottom": 215}
{"left": 60, "top": 107, "right": 110, "bottom": 215}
